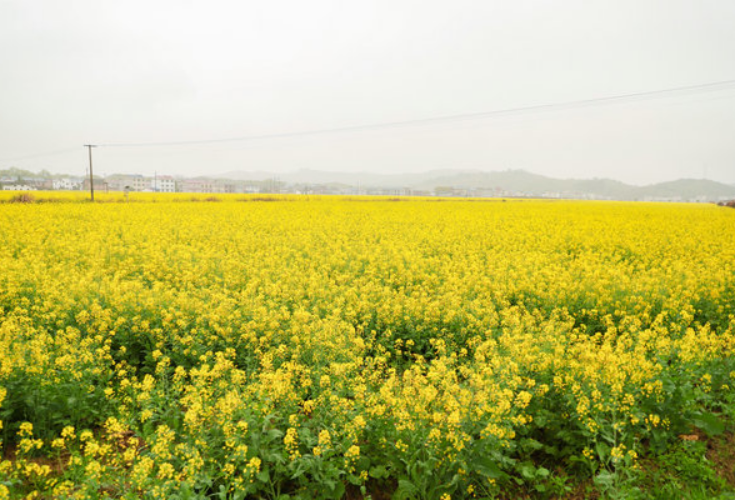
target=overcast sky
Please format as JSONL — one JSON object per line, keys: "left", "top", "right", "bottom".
{"left": 1, "top": 0, "right": 734, "bottom": 185}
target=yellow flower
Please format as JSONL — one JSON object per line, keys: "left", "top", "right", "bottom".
{"left": 318, "top": 430, "right": 332, "bottom": 447}
{"left": 18, "top": 422, "right": 33, "bottom": 438}
{"left": 284, "top": 427, "right": 300, "bottom": 460}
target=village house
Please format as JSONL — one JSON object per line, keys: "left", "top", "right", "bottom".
{"left": 151, "top": 176, "right": 176, "bottom": 192}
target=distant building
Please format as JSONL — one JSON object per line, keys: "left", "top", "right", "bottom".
{"left": 3, "top": 184, "right": 37, "bottom": 191}
{"left": 131, "top": 176, "right": 149, "bottom": 191}
{"left": 179, "top": 179, "right": 216, "bottom": 193}
{"left": 152, "top": 176, "right": 176, "bottom": 192}
{"left": 213, "top": 180, "right": 260, "bottom": 193}
{"left": 34, "top": 179, "right": 53, "bottom": 190}
{"left": 82, "top": 177, "right": 109, "bottom": 192}
{"left": 106, "top": 175, "right": 150, "bottom": 192}
{"left": 241, "top": 183, "right": 260, "bottom": 194}
{"left": 106, "top": 175, "right": 130, "bottom": 191}
{"left": 643, "top": 196, "right": 683, "bottom": 203}
{"left": 52, "top": 178, "right": 82, "bottom": 190}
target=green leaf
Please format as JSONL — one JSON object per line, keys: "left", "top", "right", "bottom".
{"left": 267, "top": 428, "right": 285, "bottom": 441}
{"left": 595, "top": 442, "right": 611, "bottom": 460}
{"left": 369, "top": 465, "right": 389, "bottom": 479}
{"left": 357, "top": 455, "right": 371, "bottom": 471}
{"left": 520, "top": 438, "right": 544, "bottom": 452}
{"left": 347, "top": 473, "right": 363, "bottom": 486}
{"left": 217, "top": 484, "right": 228, "bottom": 499}
{"left": 256, "top": 469, "right": 270, "bottom": 483}
{"left": 475, "top": 455, "right": 502, "bottom": 479}
{"left": 594, "top": 470, "right": 616, "bottom": 489}
{"left": 693, "top": 412, "right": 725, "bottom": 436}
{"left": 393, "top": 479, "right": 419, "bottom": 500}
{"left": 291, "top": 466, "right": 306, "bottom": 479}
{"left": 535, "top": 413, "right": 548, "bottom": 427}
{"left": 520, "top": 464, "right": 536, "bottom": 480}
{"left": 331, "top": 482, "right": 346, "bottom": 499}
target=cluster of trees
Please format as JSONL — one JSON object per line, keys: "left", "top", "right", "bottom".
{"left": 0, "top": 167, "right": 59, "bottom": 181}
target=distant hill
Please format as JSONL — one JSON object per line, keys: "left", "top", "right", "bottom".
{"left": 410, "top": 170, "right": 634, "bottom": 198}
{"left": 218, "top": 170, "right": 284, "bottom": 182}
{"left": 636, "top": 179, "right": 735, "bottom": 200}
{"left": 219, "top": 168, "right": 479, "bottom": 187}
{"left": 217, "top": 168, "right": 735, "bottom": 201}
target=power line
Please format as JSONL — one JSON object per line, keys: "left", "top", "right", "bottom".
{"left": 100, "top": 78, "right": 735, "bottom": 148}
{"left": 0, "top": 147, "right": 79, "bottom": 164}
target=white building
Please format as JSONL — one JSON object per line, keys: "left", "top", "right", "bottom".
{"left": 151, "top": 176, "right": 176, "bottom": 192}
{"left": 52, "top": 178, "right": 82, "bottom": 190}
{"left": 106, "top": 175, "right": 150, "bottom": 192}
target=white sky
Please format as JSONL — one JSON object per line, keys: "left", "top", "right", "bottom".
{"left": 1, "top": 0, "right": 734, "bottom": 185}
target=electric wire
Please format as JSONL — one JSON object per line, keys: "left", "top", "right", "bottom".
{"left": 99, "top": 78, "right": 735, "bottom": 148}
{"left": 3, "top": 78, "right": 735, "bottom": 161}
{"left": 0, "top": 147, "right": 80, "bottom": 164}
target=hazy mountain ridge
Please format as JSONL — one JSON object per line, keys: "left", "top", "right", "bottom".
{"left": 218, "top": 168, "right": 471, "bottom": 187}
{"left": 218, "top": 168, "right": 735, "bottom": 200}
{"left": 635, "top": 179, "right": 735, "bottom": 199}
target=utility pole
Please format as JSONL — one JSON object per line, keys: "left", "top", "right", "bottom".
{"left": 84, "top": 145, "right": 97, "bottom": 201}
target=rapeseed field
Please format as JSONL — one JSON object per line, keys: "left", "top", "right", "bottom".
{"left": 0, "top": 197, "right": 734, "bottom": 499}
